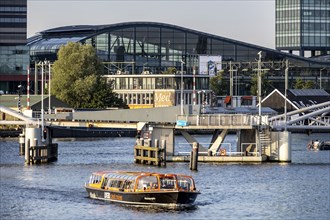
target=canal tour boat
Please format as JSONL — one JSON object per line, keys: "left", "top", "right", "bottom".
{"left": 84, "top": 171, "right": 200, "bottom": 206}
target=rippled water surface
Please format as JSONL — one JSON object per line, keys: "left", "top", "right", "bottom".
{"left": 1, "top": 133, "right": 329, "bottom": 219}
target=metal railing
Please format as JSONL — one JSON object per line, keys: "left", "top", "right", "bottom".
{"left": 176, "top": 142, "right": 260, "bottom": 157}
{"left": 177, "top": 114, "right": 261, "bottom": 127}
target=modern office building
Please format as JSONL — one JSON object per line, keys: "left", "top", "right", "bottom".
{"left": 0, "top": 0, "right": 29, "bottom": 94}
{"left": 19, "top": 22, "right": 330, "bottom": 108}
{"left": 276, "top": 0, "right": 330, "bottom": 57}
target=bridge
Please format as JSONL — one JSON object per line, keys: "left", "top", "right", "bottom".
{"left": 1, "top": 102, "right": 329, "bottom": 164}
{"left": 2, "top": 101, "right": 329, "bottom": 130}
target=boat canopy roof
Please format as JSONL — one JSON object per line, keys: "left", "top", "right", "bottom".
{"left": 104, "top": 172, "right": 137, "bottom": 181}
{"left": 91, "top": 171, "right": 192, "bottom": 182}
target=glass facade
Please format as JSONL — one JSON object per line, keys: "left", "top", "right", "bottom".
{"left": 0, "top": 0, "right": 27, "bottom": 45}
{"left": 29, "top": 24, "right": 295, "bottom": 75}
{"left": 0, "top": 0, "right": 29, "bottom": 94}
{"left": 276, "top": 0, "right": 330, "bottom": 56}
{"left": 25, "top": 22, "right": 329, "bottom": 102}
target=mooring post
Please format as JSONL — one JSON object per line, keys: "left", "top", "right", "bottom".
{"left": 154, "top": 139, "right": 159, "bottom": 166}
{"left": 190, "top": 142, "right": 199, "bottom": 171}
{"left": 32, "top": 138, "right": 38, "bottom": 164}
{"left": 19, "top": 133, "right": 25, "bottom": 156}
{"left": 161, "top": 139, "right": 166, "bottom": 167}
{"left": 25, "top": 139, "right": 30, "bottom": 164}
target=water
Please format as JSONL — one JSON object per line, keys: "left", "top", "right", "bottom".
{"left": 1, "top": 133, "right": 329, "bottom": 220}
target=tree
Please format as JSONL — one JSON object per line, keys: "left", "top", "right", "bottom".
{"left": 51, "top": 42, "right": 127, "bottom": 109}
{"left": 250, "top": 72, "right": 273, "bottom": 97}
{"left": 210, "top": 71, "right": 227, "bottom": 95}
{"left": 162, "top": 67, "right": 177, "bottom": 74}
{"left": 294, "top": 78, "right": 315, "bottom": 89}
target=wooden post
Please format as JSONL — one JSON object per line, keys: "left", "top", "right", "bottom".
{"left": 32, "top": 138, "right": 38, "bottom": 164}
{"left": 160, "top": 140, "right": 166, "bottom": 167}
{"left": 25, "top": 139, "right": 30, "bottom": 164}
{"left": 190, "top": 142, "right": 199, "bottom": 171}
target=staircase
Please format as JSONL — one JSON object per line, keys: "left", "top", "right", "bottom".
{"left": 259, "top": 129, "right": 272, "bottom": 157}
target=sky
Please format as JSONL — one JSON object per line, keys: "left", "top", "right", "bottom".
{"left": 27, "top": 0, "right": 275, "bottom": 49}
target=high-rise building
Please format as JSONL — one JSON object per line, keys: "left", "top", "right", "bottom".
{"left": 0, "top": 0, "right": 29, "bottom": 94}
{"left": 276, "top": 0, "right": 330, "bottom": 57}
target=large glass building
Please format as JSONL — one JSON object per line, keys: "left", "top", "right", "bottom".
{"left": 276, "top": 0, "right": 330, "bottom": 57}
{"left": 22, "top": 22, "right": 330, "bottom": 107}
{"left": 0, "top": 0, "right": 29, "bottom": 94}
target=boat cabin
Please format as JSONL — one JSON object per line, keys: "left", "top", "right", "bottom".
{"left": 87, "top": 171, "right": 197, "bottom": 193}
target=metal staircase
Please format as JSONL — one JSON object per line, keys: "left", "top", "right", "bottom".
{"left": 259, "top": 129, "right": 272, "bottom": 157}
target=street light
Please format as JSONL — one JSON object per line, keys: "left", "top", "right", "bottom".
{"left": 17, "top": 85, "right": 22, "bottom": 114}
{"left": 48, "top": 61, "right": 51, "bottom": 114}
{"left": 320, "top": 67, "right": 325, "bottom": 89}
{"left": 180, "top": 60, "right": 185, "bottom": 115}
{"left": 257, "top": 51, "right": 262, "bottom": 126}
{"left": 198, "top": 90, "right": 206, "bottom": 114}
{"left": 41, "top": 61, "right": 45, "bottom": 141}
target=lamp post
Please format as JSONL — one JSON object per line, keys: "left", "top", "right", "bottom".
{"left": 17, "top": 85, "right": 22, "bottom": 114}
{"left": 257, "top": 51, "right": 262, "bottom": 126}
{"left": 285, "top": 59, "right": 288, "bottom": 131}
{"left": 48, "top": 61, "right": 51, "bottom": 114}
{"left": 320, "top": 67, "right": 325, "bottom": 89}
{"left": 41, "top": 61, "right": 44, "bottom": 141}
{"left": 198, "top": 90, "right": 206, "bottom": 114}
{"left": 180, "top": 60, "right": 185, "bottom": 115}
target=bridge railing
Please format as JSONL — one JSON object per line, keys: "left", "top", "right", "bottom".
{"left": 177, "top": 114, "right": 261, "bottom": 127}
{"left": 269, "top": 115, "right": 330, "bottom": 129}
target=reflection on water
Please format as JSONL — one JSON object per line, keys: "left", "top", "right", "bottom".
{"left": 0, "top": 133, "right": 329, "bottom": 219}
{"left": 118, "top": 203, "right": 198, "bottom": 213}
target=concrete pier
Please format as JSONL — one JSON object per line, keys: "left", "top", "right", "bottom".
{"left": 24, "top": 127, "right": 58, "bottom": 165}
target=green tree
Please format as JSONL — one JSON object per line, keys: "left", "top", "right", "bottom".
{"left": 210, "top": 71, "right": 227, "bottom": 95}
{"left": 294, "top": 78, "right": 315, "bottom": 89}
{"left": 250, "top": 72, "right": 273, "bottom": 97}
{"left": 162, "top": 67, "right": 177, "bottom": 74}
{"left": 51, "top": 42, "right": 127, "bottom": 109}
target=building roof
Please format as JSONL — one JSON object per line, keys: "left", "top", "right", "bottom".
{"left": 27, "top": 21, "right": 330, "bottom": 67}
{"left": 288, "top": 89, "right": 330, "bottom": 97}
{"left": 205, "top": 106, "right": 277, "bottom": 115}
{"left": 287, "top": 89, "right": 330, "bottom": 108}
{"left": 0, "top": 95, "right": 71, "bottom": 110}
{"left": 261, "top": 89, "right": 298, "bottom": 114}
{"left": 261, "top": 89, "right": 330, "bottom": 113}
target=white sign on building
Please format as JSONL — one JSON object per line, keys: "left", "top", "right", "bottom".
{"left": 199, "top": 55, "right": 222, "bottom": 76}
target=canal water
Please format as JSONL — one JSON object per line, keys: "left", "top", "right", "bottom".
{"left": 1, "top": 133, "right": 329, "bottom": 220}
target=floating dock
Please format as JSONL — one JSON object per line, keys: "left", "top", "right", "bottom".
{"left": 167, "top": 155, "right": 266, "bottom": 163}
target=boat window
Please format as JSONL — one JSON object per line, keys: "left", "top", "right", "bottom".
{"left": 123, "top": 180, "right": 134, "bottom": 190}
{"left": 177, "top": 176, "right": 193, "bottom": 191}
{"left": 102, "top": 177, "right": 109, "bottom": 188}
{"left": 160, "top": 177, "right": 176, "bottom": 190}
{"left": 137, "top": 176, "right": 158, "bottom": 190}
{"left": 108, "top": 179, "right": 124, "bottom": 188}
{"left": 89, "top": 174, "right": 102, "bottom": 184}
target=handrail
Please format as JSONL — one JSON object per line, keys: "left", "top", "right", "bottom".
{"left": 0, "top": 105, "right": 39, "bottom": 126}
{"left": 176, "top": 142, "right": 260, "bottom": 157}
{"left": 176, "top": 114, "right": 263, "bottom": 127}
